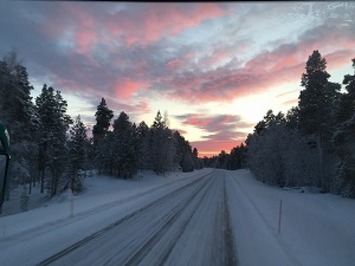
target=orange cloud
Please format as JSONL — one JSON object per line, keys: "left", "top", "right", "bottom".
{"left": 191, "top": 140, "right": 243, "bottom": 158}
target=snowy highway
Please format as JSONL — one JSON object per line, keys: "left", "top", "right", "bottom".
{"left": 1, "top": 168, "right": 354, "bottom": 266}
{"left": 38, "top": 169, "right": 237, "bottom": 266}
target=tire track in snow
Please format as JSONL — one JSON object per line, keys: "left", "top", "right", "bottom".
{"left": 151, "top": 171, "right": 238, "bottom": 266}
{"left": 37, "top": 170, "right": 215, "bottom": 266}
{"left": 223, "top": 175, "right": 238, "bottom": 266}
{"left": 119, "top": 173, "right": 216, "bottom": 266}
{"left": 0, "top": 170, "right": 213, "bottom": 249}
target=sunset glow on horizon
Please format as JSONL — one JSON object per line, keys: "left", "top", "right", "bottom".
{"left": 1, "top": 2, "right": 354, "bottom": 157}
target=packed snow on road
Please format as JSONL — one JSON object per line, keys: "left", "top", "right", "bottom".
{"left": 0, "top": 168, "right": 354, "bottom": 266}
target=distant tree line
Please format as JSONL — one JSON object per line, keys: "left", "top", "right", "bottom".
{"left": 213, "top": 50, "right": 355, "bottom": 198}
{"left": 0, "top": 51, "right": 201, "bottom": 199}
{"left": 91, "top": 98, "right": 201, "bottom": 179}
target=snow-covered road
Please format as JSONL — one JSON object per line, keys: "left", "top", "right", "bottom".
{"left": 38, "top": 169, "right": 236, "bottom": 266}
{"left": 0, "top": 169, "right": 354, "bottom": 266}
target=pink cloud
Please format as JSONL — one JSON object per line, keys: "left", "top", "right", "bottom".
{"left": 324, "top": 49, "right": 355, "bottom": 71}
{"left": 164, "top": 23, "right": 355, "bottom": 104}
{"left": 166, "top": 58, "right": 185, "bottom": 71}
{"left": 75, "top": 29, "right": 98, "bottom": 55}
{"left": 39, "top": 4, "right": 100, "bottom": 55}
{"left": 283, "top": 99, "right": 299, "bottom": 107}
{"left": 136, "top": 101, "right": 151, "bottom": 114}
{"left": 113, "top": 78, "right": 146, "bottom": 99}
{"left": 184, "top": 52, "right": 196, "bottom": 59}
{"left": 175, "top": 113, "right": 250, "bottom": 157}
{"left": 71, "top": 7, "right": 100, "bottom": 54}
{"left": 107, "top": 3, "right": 227, "bottom": 47}
{"left": 200, "top": 50, "right": 230, "bottom": 67}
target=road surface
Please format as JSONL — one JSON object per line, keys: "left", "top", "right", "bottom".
{"left": 38, "top": 170, "right": 238, "bottom": 266}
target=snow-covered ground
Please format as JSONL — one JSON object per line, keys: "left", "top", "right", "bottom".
{"left": 0, "top": 169, "right": 354, "bottom": 266}
{"left": 226, "top": 170, "right": 355, "bottom": 266}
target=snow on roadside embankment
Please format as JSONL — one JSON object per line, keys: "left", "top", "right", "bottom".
{"left": 226, "top": 169, "right": 355, "bottom": 266}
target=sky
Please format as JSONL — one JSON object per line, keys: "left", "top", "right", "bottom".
{"left": 1, "top": 2, "right": 355, "bottom": 157}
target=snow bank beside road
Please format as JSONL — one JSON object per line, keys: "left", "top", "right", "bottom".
{"left": 227, "top": 169, "right": 355, "bottom": 266}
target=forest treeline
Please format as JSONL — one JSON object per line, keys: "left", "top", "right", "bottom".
{"left": 1, "top": 50, "right": 354, "bottom": 199}
{"left": 210, "top": 50, "right": 355, "bottom": 198}
{"left": 0, "top": 52, "right": 201, "bottom": 198}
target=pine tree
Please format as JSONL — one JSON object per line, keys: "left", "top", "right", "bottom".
{"left": 152, "top": 110, "right": 165, "bottom": 130}
{"left": 298, "top": 50, "right": 341, "bottom": 191}
{"left": 173, "top": 131, "right": 194, "bottom": 172}
{"left": 135, "top": 121, "right": 150, "bottom": 171}
{"left": 285, "top": 106, "right": 299, "bottom": 129}
{"left": 92, "top": 98, "right": 114, "bottom": 174}
{"left": 67, "top": 115, "right": 87, "bottom": 192}
{"left": 0, "top": 52, "right": 37, "bottom": 192}
{"left": 335, "top": 58, "right": 355, "bottom": 124}
{"left": 244, "top": 109, "right": 319, "bottom": 187}
{"left": 150, "top": 111, "right": 175, "bottom": 174}
{"left": 192, "top": 147, "right": 201, "bottom": 169}
{"left": 332, "top": 58, "right": 355, "bottom": 197}
{"left": 35, "top": 85, "right": 72, "bottom": 196}
{"left": 299, "top": 50, "right": 340, "bottom": 137}
{"left": 253, "top": 110, "right": 285, "bottom": 135}
{"left": 0, "top": 51, "right": 34, "bottom": 142}
{"left": 93, "top": 98, "right": 114, "bottom": 142}
{"left": 216, "top": 150, "right": 229, "bottom": 169}
{"left": 229, "top": 144, "right": 247, "bottom": 170}
{"left": 112, "top": 111, "right": 137, "bottom": 178}
{"left": 247, "top": 113, "right": 287, "bottom": 186}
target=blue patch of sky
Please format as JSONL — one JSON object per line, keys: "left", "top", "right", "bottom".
{"left": 56, "top": 27, "right": 76, "bottom": 52}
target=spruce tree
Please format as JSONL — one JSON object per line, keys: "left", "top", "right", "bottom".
{"left": 112, "top": 111, "right": 137, "bottom": 178}
{"left": 93, "top": 98, "right": 114, "bottom": 142}
{"left": 135, "top": 121, "right": 150, "bottom": 171}
{"left": 68, "top": 115, "right": 87, "bottom": 192}
{"left": 92, "top": 98, "right": 113, "bottom": 174}
{"left": 150, "top": 111, "right": 175, "bottom": 174}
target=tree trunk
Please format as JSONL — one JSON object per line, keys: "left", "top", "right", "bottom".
{"left": 28, "top": 178, "right": 32, "bottom": 194}
{"left": 40, "top": 170, "right": 45, "bottom": 193}
{"left": 51, "top": 167, "right": 58, "bottom": 197}
{"left": 317, "top": 133, "right": 324, "bottom": 189}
